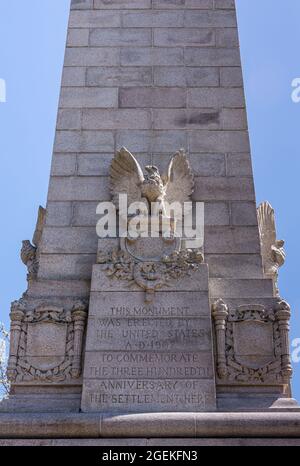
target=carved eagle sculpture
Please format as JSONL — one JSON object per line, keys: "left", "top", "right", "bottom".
{"left": 257, "top": 201, "right": 285, "bottom": 295}
{"left": 110, "top": 147, "right": 194, "bottom": 215}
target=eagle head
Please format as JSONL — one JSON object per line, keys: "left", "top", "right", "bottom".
{"left": 142, "top": 166, "right": 165, "bottom": 202}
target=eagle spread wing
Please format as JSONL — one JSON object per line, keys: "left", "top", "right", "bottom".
{"left": 163, "top": 150, "right": 194, "bottom": 205}
{"left": 110, "top": 147, "right": 144, "bottom": 207}
{"left": 32, "top": 206, "right": 46, "bottom": 248}
{"left": 257, "top": 201, "right": 277, "bottom": 263}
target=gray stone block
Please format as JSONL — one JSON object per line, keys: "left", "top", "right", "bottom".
{"left": 27, "top": 279, "right": 91, "bottom": 298}
{"left": 214, "top": 0, "right": 235, "bottom": 8}
{"left": 69, "top": 10, "right": 121, "bottom": 28}
{"left": 216, "top": 28, "right": 239, "bottom": 47}
{"left": 189, "top": 154, "right": 225, "bottom": 176}
{"left": 193, "top": 176, "right": 255, "bottom": 201}
{"left": 153, "top": 152, "right": 225, "bottom": 175}
{"left": 226, "top": 153, "right": 253, "bottom": 176}
{"left": 206, "top": 254, "right": 263, "bottom": 279}
{"left": 116, "top": 130, "right": 187, "bottom": 153}
{"left": 184, "top": 11, "right": 237, "bottom": 28}
{"left": 88, "top": 291, "right": 210, "bottom": 318}
{"left": 67, "top": 29, "right": 89, "bottom": 47}
{"left": 90, "top": 28, "right": 152, "bottom": 47}
{"left": 185, "top": 47, "right": 241, "bottom": 66}
{"left": 221, "top": 109, "right": 247, "bottom": 130}
{"left": 87, "top": 67, "right": 152, "bottom": 87}
{"left": 220, "top": 67, "right": 243, "bottom": 87}
{"left": 62, "top": 67, "right": 86, "bottom": 87}
{"left": 189, "top": 131, "right": 250, "bottom": 153}
{"left": 153, "top": 0, "right": 213, "bottom": 8}
{"left": 57, "top": 109, "right": 82, "bottom": 130}
{"left": 85, "top": 315, "right": 212, "bottom": 352}
{"left": 231, "top": 201, "right": 258, "bottom": 226}
{"left": 120, "top": 47, "right": 184, "bottom": 66}
{"left": 71, "top": 0, "right": 93, "bottom": 9}
{"left": 72, "top": 201, "right": 99, "bottom": 226}
{"left": 65, "top": 47, "right": 119, "bottom": 66}
{"left": 51, "top": 153, "right": 77, "bottom": 176}
{"left": 59, "top": 87, "right": 118, "bottom": 108}
{"left": 209, "top": 278, "right": 273, "bottom": 300}
{"left": 188, "top": 88, "right": 245, "bottom": 108}
{"left": 122, "top": 11, "right": 185, "bottom": 28}
{"left": 152, "top": 109, "right": 220, "bottom": 130}
{"left": 204, "top": 226, "right": 261, "bottom": 254}
{"left": 46, "top": 203, "right": 73, "bottom": 227}
{"left": 38, "top": 254, "right": 95, "bottom": 280}
{"left": 82, "top": 109, "right": 151, "bottom": 130}
{"left": 54, "top": 131, "right": 114, "bottom": 153}
{"left": 205, "top": 202, "right": 230, "bottom": 226}
{"left": 153, "top": 66, "right": 219, "bottom": 87}
{"left": 119, "top": 88, "right": 186, "bottom": 108}
{"left": 77, "top": 153, "right": 150, "bottom": 177}
{"left": 48, "top": 176, "right": 110, "bottom": 201}
{"left": 154, "top": 28, "right": 215, "bottom": 47}
{"left": 41, "top": 227, "right": 98, "bottom": 254}
{"left": 94, "top": 0, "right": 151, "bottom": 8}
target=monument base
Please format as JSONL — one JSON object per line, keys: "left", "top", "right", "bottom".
{"left": 1, "top": 411, "right": 300, "bottom": 446}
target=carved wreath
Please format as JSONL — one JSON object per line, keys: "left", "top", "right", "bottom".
{"left": 98, "top": 248, "right": 204, "bottom": 303}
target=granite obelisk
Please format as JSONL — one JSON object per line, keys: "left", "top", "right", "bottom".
{"left": 1, "top": 0, "right": 299, "bottom": 445}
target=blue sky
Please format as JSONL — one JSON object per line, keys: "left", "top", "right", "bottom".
{"left": 0, "top": 0, "right": 299, "bottom": 401}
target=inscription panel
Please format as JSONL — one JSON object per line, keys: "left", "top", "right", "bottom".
{"left": 84, "top": 351, "right": 214, "bottom": 379}
{"left": 81, "top": 276, "right": 216, "bottom": 412}
{"left": 82, "top": 379, "right": 215, "bottom": 413}
{"left": 86, "top": 316, "right": 212, "bottom": 351}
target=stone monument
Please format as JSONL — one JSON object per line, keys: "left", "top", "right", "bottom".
{"left": 1, "top": 0, "right": 300, "bottom": 446}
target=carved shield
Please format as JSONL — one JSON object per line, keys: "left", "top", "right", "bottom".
{"left": 233, "top": 320, "right": 275, "bottom": 369}
{"left": 25, "top": 322, "right": 67, "bottom": 371}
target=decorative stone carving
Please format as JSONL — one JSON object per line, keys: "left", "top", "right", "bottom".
{"left": 257, "top": 201, "right": 285, "bottom": 296}
{"left": 212, "top": 299, "right": 292, "bottom": 384}
{"left": 99, "top": 148, "right": 202, "bottom": 303}
{"left": 98, "top": 247, "right": 204, "bottom": 303}
{"left": 7, "top": 300, "right": 88, "bottom": 383}
{"left": 20, "top": 206, "right": 46, "bottom": 281}
{"left": 212, "top": 299, "right": 229, "bottom": 379}
{"left": 110, "top": 147, "right": 194, "bottom": 214}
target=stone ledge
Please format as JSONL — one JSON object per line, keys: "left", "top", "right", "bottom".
{"left": 1, "top": 412, "right": 300, "bottom": 439}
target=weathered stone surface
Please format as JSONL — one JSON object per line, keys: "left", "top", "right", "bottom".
{"left": 82, "top": 109, "right": 151, "bottom": 130}
{"left": 67, "top": 29, "right": 89, "bottom": 47}
{"left": 153, "top": 66, "right": 219, "bottom": 87}
{"left": 65, "top": 48, "right": 119, "bottom": 66}
{"left": 153, "top": 29, "right": 215, "bottom": 46}
{"left": 121, "top": 47, "right": 184, "bottom": 66}
{"left": 95, "top": 0, "right": 151, "bottom": 8}
{"left": 119, "top": 88, "right": 186, "bottom": 108}
{"left": 90, "top": 28, "right": 152, "bottom": 47}
{"left": 69, "top": 10, "right": 121, "bottom": 28}
{"left": 54, "top": 131, "right": 114, "bottom": 153}
{"left": 59, "top": 88, "right": 118, "bottom": 109}
{"left": 193, "top": 177, "right": 255, "bottom": 201}
{"left": 185, "top": 47, "right": 241, "bottom": 66}
{"left": 87, "top": 67, "right": 152, "bottom": 87}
